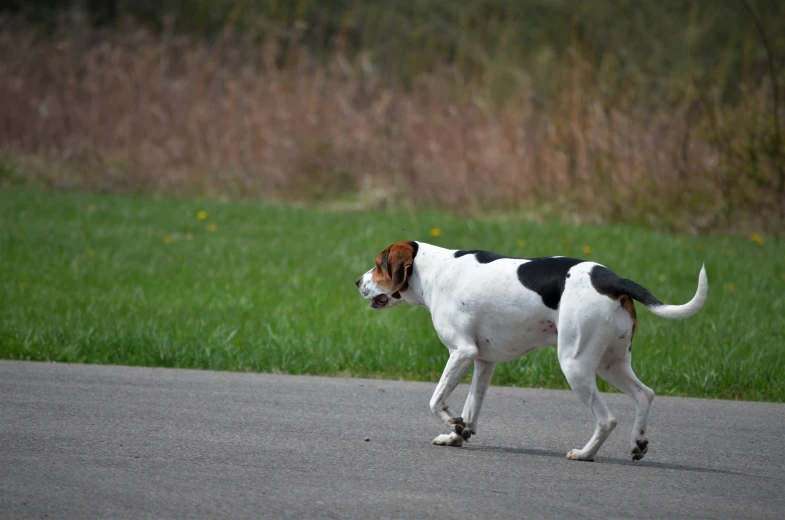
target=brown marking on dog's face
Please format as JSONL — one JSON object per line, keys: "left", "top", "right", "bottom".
{"left": 372, "top": 241, "right": 417, "bottom": 298}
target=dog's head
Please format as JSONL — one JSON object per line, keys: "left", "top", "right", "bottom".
{"left": 355, "top": 241, "right": 418, "bottom": 310}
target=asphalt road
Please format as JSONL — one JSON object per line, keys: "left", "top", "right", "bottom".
{"left": 1, "top": 361, "right": 783, "bottom": 519}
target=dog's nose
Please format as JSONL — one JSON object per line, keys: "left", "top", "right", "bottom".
{"left": 355, "top": 277, "right": 362, "bottom": 287}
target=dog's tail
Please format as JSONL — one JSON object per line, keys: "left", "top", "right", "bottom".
{"left": 593, "top": 264, "right": 708, "bottom": 319}
{"left": 634, "top": 265, "right": 708, "bottom": 319}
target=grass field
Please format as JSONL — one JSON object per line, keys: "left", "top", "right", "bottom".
{"left": 1, "top": 188, "right": 784, "bottom": 401}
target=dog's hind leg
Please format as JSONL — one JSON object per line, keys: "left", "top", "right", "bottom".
{"left": 598, "top": 348, "right": 654, "bottom": 461}
{"left": 560, "top": 359, "right": 617, "bottom": 461}
{"left": 557, "top": 323, "right": 618, "bottom": 461}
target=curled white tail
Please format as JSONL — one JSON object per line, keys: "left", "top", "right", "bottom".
{"left": 645, "top": 265, "right": 708, "bottom": 319}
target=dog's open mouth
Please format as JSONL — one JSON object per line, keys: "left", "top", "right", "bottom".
{"left": 371, "top": 294, "right": 390, "bottom": 309}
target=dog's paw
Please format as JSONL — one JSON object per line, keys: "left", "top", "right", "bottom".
{"left": 566, "top": 449, "right": 594, "bottom": 462}
{"left": 447, "top": 416, "right": 473, "bottom": 440}
{"left": 433, "top": 432, "right": 464, "bottom": 447}
{"left": 631, "top": 435, "right": 649, "bottom": 461}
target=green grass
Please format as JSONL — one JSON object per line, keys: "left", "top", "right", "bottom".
{"left": 1, "top": 188, "right": 784, "bottom": 401}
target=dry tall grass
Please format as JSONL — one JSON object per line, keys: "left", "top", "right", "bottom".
{"left": 1, "top": 19, "right": 782, "bottom": 234}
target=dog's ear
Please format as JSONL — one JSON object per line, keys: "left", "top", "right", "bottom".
{"left": 385, "top": 242, "right": 416, "bottom": 298}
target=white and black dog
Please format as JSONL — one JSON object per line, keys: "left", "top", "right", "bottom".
{"left": 355, "top": 241, "right": 708, "bottom": 461}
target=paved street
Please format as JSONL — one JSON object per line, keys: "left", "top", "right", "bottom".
{"left": 1, "top": 361, "right": 783, "bottom": 519}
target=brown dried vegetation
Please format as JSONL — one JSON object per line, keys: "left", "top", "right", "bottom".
{"left": 1, "top": 19, "right": 783, "bottom": 234}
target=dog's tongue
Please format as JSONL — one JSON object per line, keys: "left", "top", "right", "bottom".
{"left": 374, "top": 295, "right": 389, "bottom": 306}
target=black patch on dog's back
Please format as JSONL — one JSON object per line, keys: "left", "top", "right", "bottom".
{"left": 453, "top": 249, "right": 508, "bottom": 263}
{"left": 590, "top": 265, "right": 662, "bottom": 307}
{"left": 454, "top": 249, "right": 584, "bottom": 309}
{"left": 517, "top": 257, "right": 584, "bottom": 310}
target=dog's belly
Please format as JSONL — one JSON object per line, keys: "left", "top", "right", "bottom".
{"left": 476, "top": 318, "right": 558, "bottom": 363}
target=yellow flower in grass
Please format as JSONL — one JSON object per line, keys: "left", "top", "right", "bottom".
{"left": 163, "top": 235, "right": 173, "bottom": 244}
{"left": 207, "top": 223, "right": 218, "bottom": 232}
{"left": 517, "top": 239, "right": 526, "bottom": 247}
{"left": 724, "top": 282, "right": 739, "bottom": 292}
{"left": 430, "top": 227, "right": 441, "bottom": 237}
{"left": 582, "top": 245, "right": 592, "bottom": 255}
{"left": 87, "top": 249, "right": 95, "bottom": 256}
{"left": 197, "top": 210, "right": 208, "bottom": 220}
{"left": 750, "top": 233, "right": 764, "bottom": 245}
{"left": 18, "top": 282, "right": 24, "bottom": 289}
{"left": 727, "top": 249, "right": 735, "bottom": 256}
{"left": 657, "top": 273, "right": 667, "bottom": 281}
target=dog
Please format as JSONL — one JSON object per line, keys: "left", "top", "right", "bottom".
{"left": 355, "top": 241, "right": 708, "bottom": 461}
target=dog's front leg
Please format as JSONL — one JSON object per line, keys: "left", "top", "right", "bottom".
{"left": 429, "top": 344, "right": 477, "bottom": 447}
{"left": 460, "top": 359, "right": 496, "bottom": 436}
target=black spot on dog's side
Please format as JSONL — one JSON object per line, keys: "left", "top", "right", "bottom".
{"left": 517, "top": 257, "right": 584, "bottom": 310}
{"left": 454, "top": 249, "right": 510, "bottom": 263}
{"left": 452, "top": 250, "right": 586, "bottom": 310}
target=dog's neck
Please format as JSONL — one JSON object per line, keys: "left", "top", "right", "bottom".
{"left": 401, "top": 242, "right": 454, "bottom": 311}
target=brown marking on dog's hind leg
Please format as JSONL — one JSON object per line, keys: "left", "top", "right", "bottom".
{"left": 619, "top": 295, "right": 637, "bottom": 340}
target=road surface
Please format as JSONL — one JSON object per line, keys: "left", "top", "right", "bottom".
{"left": 1, "top": 361, "right": 783, "bottom": 519}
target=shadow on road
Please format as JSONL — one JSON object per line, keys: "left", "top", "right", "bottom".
{"left": 467, "top": 445, "right": 754, "bottom": 477}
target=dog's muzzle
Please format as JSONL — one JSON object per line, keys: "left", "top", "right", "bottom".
{"left": 356, "top": 273, "right": 391, "bottom": 309}
{"left": 370, "top": 294, "right": 389, "bottom": 309}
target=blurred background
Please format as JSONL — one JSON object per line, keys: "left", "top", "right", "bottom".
{"left": 2, "top": 1, "right": 784, "bottom": 400}
{"left": 1, "top": 0, "right": 783, "bottom": 234}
